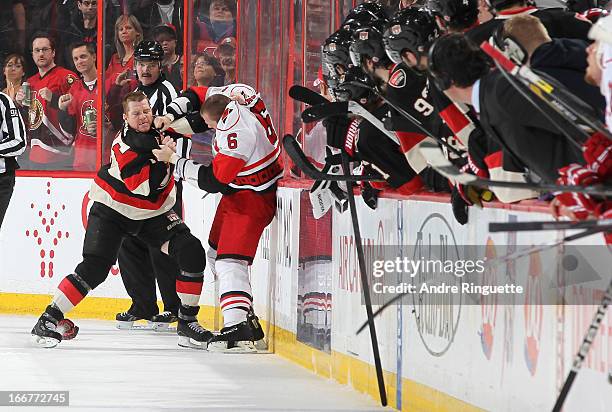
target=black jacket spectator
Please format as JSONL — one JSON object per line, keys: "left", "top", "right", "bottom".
{"left": 530, "top": 38, "right": 605, "bottom": 119}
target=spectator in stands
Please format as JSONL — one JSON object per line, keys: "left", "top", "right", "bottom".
{"left": 192, "top": 52, "right": 224, "bottom": 87}
{"left": 194, "top": 0, "right": 236, "bottom": 53}
{"left": 429, "top": 33, "right": 584, "bottom": 183}
{"left": 154, "top": 24, "right": 183, "bottom": 90}
{"left": 0, "top": 0, "right": 26, "bottom": 64}
{"left": 502, "top": 15, "right": 605, "bottom": 118}
{"left": 2, "top": 54, "right": 26, "bottom": 101}
{"left": 57, "top": 42, "right": 98, "bottom": 171}
{"left": 105, "top": 14, "right": 143, "bottom": 95}
{"left": 134, "top": 0, "right": 184, "bottom": 54}
{"left": 216, "top": 39, "right": 236, "bottom": 85}
{"left": 14, "top": 32, "right": 78, "bottom": 169}
{"left": 63, "top": 0, "right": 100, "bottom": 71}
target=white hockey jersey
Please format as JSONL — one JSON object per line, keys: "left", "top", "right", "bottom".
{"left": 211, "top": 96, "right": 283, "bottom": 191}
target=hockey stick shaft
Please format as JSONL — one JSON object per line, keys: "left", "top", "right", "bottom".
{"left": 552, "top": 277, "right": 612, "bottom": 412}
{"left": 341, "top": 152, "right": 387, "bottom": 406}
{"left": 288, "top": 85, "right": 329, "bottom": 106}
{"left": 346, "top": 81, "right": 464, "bottom": 157}
{"left": 282, "top": 134, "right": 384, "bottom": 182}
{"left": 489, "top": 219, "right": 612, "bottom": 233}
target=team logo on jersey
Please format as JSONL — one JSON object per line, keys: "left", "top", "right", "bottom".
{"left": 28, "top": 91, "right": 44, "bottom": 131}
{"left": 388, "top": 69, "right": 406, "bottom": 89}
{"left": 220, "top": 107, "right": 233, "bottom": 125}
{"left": 391, "top": 25, "right": 402, "bottom": 35}
{"left": 66, "top": 74, "right": 77, "bottom": 85}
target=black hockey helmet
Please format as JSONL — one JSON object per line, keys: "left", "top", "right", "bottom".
{"left": 383, "top": 8, "right": 441, "bottom": 65}
{"left": 428, "top": 0, "right": 479, "bottom": 30}
{"left": 333, "top": 66, "right": 378, "bottom": 105}
{"left": 322, "top": 29, "right": 353, "bottom": 79}
{"left": 134, "top": 40, "right": 164, "bottom": 61}
{"left": 349, "top": 19, "right": 391, "bottom": 69}
{"left": 486, "top": 0, "right": 524, "bottom": 11}
{"left": 354, "top": 2, "right": 389, "bottom": 20}
{"left": 342, "top": 4, "right": 387, "bottom": 31}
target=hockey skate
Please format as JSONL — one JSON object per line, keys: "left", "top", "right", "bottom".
{"left": 150, "top": 311, "right": 178, "bottom": 332}
{"left": 31, "top": 312, "right": 62, "bottom": 348}
{"left": 208, "top": 310, "right": 265, "bottom": 353}
{"left": 115, "top": 311, "right": 154, "bottom": 330}
{"left": 177, "top": 320, "right": 213, "bottom": 349}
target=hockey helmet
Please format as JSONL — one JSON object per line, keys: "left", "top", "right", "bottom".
{"left": 349, "top": 19, "right": 391, "bottom": 69}
{"left": 427, "top": 0, "right": 479, "bottom": 30}
{"left": 383, "top": 8, "right": 441, "bottom": 65}
{"left": 134, "top": 40, "right": 164, "bottom": 61}
{"left": 342, "top": 3, "right": 387, "bottom": 31}
{"left": 333, "top": 66, "right": 378, "bottom": 105}
{"left": 322, "top": 29, "right": 353, "bottom": 79}
{"left": 485, "top": 0, "right": 523, "bottom": 12}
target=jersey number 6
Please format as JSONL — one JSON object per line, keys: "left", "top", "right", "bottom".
{"left": 227, "top": 133, "right": 238, "bottom": 149}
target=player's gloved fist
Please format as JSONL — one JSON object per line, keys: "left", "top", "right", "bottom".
{"left": 583, "top": 132, "right": 612, "bottom": 178}
{"left": 322, "top": 115, "right": 351, "bottom": 150}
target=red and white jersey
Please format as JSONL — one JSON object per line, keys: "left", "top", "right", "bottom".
{"left": 601, "top": 43, "right": 612, "bottom": 133}
{"left": 211, "top": 98, "right": 283, "bottom": 191}
{"left": 27, "top": 66, "right": 79, "bottom": 164}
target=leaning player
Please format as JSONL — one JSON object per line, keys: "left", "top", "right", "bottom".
{"left": 31, "top": 91, "right": 211, "bottom": 349}
{"left": 153, "top": 91, "right": 280, "bottom": 352}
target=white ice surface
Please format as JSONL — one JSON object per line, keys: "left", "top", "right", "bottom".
{"left": 0, "top": 316, "right": 386, "bottom": 412}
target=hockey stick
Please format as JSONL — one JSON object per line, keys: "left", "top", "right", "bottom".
{"left": 346, "top": 80, "right": 465, "bottom": 158}
{"left": 355, "top": 226, "right": 608, "bottom": 336}
{"left": 420, "top": 140, "right": 612, "bottom": 196}
{"left": 552, "top": 277, "right": 612, "bottom": 412}
{"left": 481, "top": 41, "right": 612, "bottom": 142}
{"left": 282, "top": 134, "right": 384, "bottom": 182}
{"left": 489, "top": 219, "right": 612, "bottom": 233}
{"left": 341, "top": 151, "right": 387, "bottom": 406}
{"left": 302, "top": 101, "right": 401, "bottom": 145}
{"left": 289, "top": 85, "right": 329, "bottom": 106}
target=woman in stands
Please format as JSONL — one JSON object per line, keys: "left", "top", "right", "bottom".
{"left": 105, "top": 14, "right": 143, "bottom": 95}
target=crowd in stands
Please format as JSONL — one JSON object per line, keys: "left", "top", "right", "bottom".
{"left": 0, "top": 0, "right": 237, "bottom": 172}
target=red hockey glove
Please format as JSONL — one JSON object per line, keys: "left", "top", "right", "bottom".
{"left": 583, "top": 132, "right": 612, "bottom": 178}
{"left": 554, "top": 164, "right": 601, "bottom": 220}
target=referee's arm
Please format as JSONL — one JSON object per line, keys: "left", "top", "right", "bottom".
{"left": 0, "top": 92, "right": 27, "bottom": 158}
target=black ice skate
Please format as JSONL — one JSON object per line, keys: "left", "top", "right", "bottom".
{"left": 115, "top": 311, "right": 152, "bottom": 330}
{"left": 31, "top": 306, "right": 63, "bottom": 348}
{"left": 150, "top": 311, "right": 178, "bottom": 332}
{"left": 177, "top": 320, "right": 213, "bottom": 349}
{"left": 208, "top": 310, "right": 265, "bottom": 353}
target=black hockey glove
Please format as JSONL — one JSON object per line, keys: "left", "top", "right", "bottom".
{"left": 451, "top": 186, "right": 469, "bottom": 225}
{"left": 361, "top": 182, "right": 380, "bottom": 210}
{"left": 323, "top": 115, "right": 351, "bottom": 150}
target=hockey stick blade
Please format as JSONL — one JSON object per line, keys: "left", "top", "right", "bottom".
{"left": 420, "top": 141, "right": 612, "bottom": 196}
{"left": 282, "top": 134, "right": 383, "bottom": 182}
{"left": 289, "top": 85, "right": 329, "bottom": 106}
{"left": 489, "top": 219, "right": 612, "bottom": 233}
{"left": 301, "top": 101, "right": 349, "bottom": 123}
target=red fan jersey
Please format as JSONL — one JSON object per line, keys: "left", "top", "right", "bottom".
{"left": 27, "top": 65, "right": 78, "bottom": 165}
{"left": 65, "top": 79, "right": 97, "bottom": 170}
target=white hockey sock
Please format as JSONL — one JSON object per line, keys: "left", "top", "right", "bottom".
{"left": 217, "top": 259, "right": 252, "bottom": 327}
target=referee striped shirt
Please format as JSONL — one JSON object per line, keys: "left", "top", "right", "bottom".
{"left": 0, "top": 92, "right": 27, "bottom": 174}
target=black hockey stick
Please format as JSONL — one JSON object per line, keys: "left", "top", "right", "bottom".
{"left": 489, "top": 219, "right": 612, "bottom": 233}
{"left": 282, "top": 134, "right": 384, "bottom": 182}
{"left": 356, "top": 226, "right": 608, "bottom": 336}
{"left": 289, "top": 85, "right": 329, "bottom": 106}
{"left": 302, "top": 101, "right": 401, "bottom": 145}
{"left": 481, "top": 41, "right": 612, "bottom": 142}
{"left": 341, "top": 151, "right": 387, "bottom": 406}
{"left": 552, "top": 277, "right": 612, "bottom": 412}
{"left": 346, "top": 80, "right": 465, "bottom": 158}
{"left": 420, "top": 140, "right": 612, "bottom": 196}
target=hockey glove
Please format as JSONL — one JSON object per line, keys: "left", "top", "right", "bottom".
{"left": 451, "top": 186, "right": 469, "bottom": 225}
{"left": 553, "top": 164, "right": 601, "bottom": 220}
{"left": 323, "top": 115, "right": 352, "bottom": 150}
{"left": 309, "top": 179, "right": 334, "bottom": 219}
{"left": 583, "top": 131, "right": 612, "bottom": 178}
{"left": 361, "top": 182, "right": 380, "bottom": 210}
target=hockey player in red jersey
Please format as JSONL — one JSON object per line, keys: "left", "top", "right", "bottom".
{"left": 154, "top": 89, "right": 279, "bottom": 352}
{"left": 15, "top": 32, "right": 78, "bottom": 169}
{"left": 31, "top": 92, "right": 210, "bottom": 349}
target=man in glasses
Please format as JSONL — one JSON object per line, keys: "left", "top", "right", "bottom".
{"left": 15, "top": 32, "right": 78, "bottom": 170}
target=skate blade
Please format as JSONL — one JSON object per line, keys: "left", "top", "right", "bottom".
{"left": 116, "top": 321, "right": 154, "bottom": 330}
{"left": 177, "top": 335, "right": 208, "bottom": 350}
{"left": 208, "top": 340, "right": 257, "bottom": 353}
{"left": 31, "top": 334, "right": 60, "bottom": 348}
{"left": 151, "top": 322, "right": 177, "bottom": 332}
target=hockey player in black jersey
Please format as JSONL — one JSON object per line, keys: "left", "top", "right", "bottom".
{"left": 466, "top": 0, "right": 592, "bottom": 45}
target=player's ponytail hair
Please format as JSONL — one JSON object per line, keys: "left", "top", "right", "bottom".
{"left": 201, "top": 94, "right": 232, "bottom": 123}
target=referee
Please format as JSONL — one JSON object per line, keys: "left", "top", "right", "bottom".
{"left": 0, "top": 91, "right": 27, "bottom": 231}
{"left": 109, "top": 41, "right": 191, "bottom": 328}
